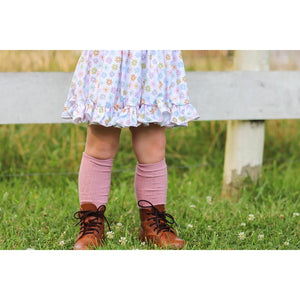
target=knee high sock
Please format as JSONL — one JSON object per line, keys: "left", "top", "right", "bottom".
{"left": 134, "top": 158, "right": 168, "bottom": 207}
{"left": 78, "top": 152, "right": 113, "bottom": 208}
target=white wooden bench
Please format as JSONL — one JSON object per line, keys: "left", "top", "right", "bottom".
{"left": 1, "top": 51, "right": 300, "bottom": 198}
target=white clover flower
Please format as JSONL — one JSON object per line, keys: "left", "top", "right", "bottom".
{"left": 140, "top": 241, "right": 146, "bottom": 246}
{"left": 119, "top": 237, "right": 127, "bottom": 245}
{"left": 3, "top": 192, "right": 8, "bottom": 201}
{"left": 293, "top": 212, "right": 299, "bottom": 218}
{"left": 284, "top": 241, "right": 289, "bottom": 246}
{"left": 206, "top": 196, "right": 213, "bottom": 205}
{"left": 116, "top": 223, "right": 123, "bottom": 228}
{"left": 258, "top": 234, "right": 264, "bottom": 241}
{"left": 238, "top": 232, "right": 246, "bottom": 240}
{"left": 187, "top": 224, "right": 193, "bottom": 228}
{"left": 106, "top": 231, "right": 115, "bottom": 239}
{"left": 207, "top": 225, "right": 213, "bottom": 231}
{"left": 240, "top": 222, "right": 246, "bottom": 227}
{"left": 189, "top": 204, "right": 196, "bottom": 208}
{"left": 59, "top": 240, "right": 65, "bottom": 247}
{"left": 248, "top": 214, "right": 255, "bottom": 221}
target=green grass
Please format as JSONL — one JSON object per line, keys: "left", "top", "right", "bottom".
{"left": 0, "top": 121, "right": 299, "bottom": 250}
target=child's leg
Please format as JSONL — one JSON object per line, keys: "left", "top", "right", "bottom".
{"left": 78, "top": 124, "right": 121, "bottom": 208}
{"left": 130, "top": 124, "right": 185, "bottom": 249}
{"left": 130, "top": 124, "right": 167, "bottom": 206}
{"left": 74, "top": 125, "right": 121, "bottom": 250}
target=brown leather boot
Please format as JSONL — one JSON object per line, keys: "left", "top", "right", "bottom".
{"left": 73, "top": 203, "right": 110, "bottom": 250}
{"left": 138, "top": 200, "right": 186, "bottom": 249}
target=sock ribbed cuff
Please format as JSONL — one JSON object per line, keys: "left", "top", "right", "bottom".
{"left": 78, "top": 152, "right": 114, "bottom": 208}
{"left": 135, "top": 158, "right": 167, "bottom": 207}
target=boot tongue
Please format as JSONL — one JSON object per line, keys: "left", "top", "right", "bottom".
{"left": 154, "top": 205, "right": 165, "bottom": 213}
{"left": 139, "top": 204, "right": 165, "bottom": 213}
{"left": 80, "top": 203, "right": 98, "bottom": 211}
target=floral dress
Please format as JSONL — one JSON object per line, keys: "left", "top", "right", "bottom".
{"left": 61, "top": 50, "right": 200, "bottom": 128}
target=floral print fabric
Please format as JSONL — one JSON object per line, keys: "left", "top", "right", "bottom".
{"left": 61, "top": 50, "right": 200, "bottom": 128}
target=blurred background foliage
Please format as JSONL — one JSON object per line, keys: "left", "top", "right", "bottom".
{"left": 1, "top": 50, "right": 300, "bottom": 72}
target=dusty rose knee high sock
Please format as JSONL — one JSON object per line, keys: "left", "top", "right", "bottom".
{"left": 135, "top": 158, "right": 168, "bottom": 207}
{"left": 78, "top": 152, "right": 113, "bottom": 208}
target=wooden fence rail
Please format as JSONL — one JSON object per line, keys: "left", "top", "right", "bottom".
{"left": 1, "top": 71, "right": 300, "bottom": 124}
{"left": 1, "top": 70, "right": 300, "bottom": 198}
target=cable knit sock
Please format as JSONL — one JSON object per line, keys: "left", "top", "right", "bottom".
{"left": 135, "top": 158, "right": 168, "bottom": 207}
{"left": 78, "top": 152, "right": 113, "bottom": 208}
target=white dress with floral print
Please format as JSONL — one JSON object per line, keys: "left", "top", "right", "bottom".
{"left": 61, "top": 50, "right": 200, "bottom": 128}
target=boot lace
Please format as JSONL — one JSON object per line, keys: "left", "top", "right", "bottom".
{"left": 73, "top": 205, "right": 111, "bottom": 236}
{"left": 138, "top": 200, "right": 179, "bottom": 235}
